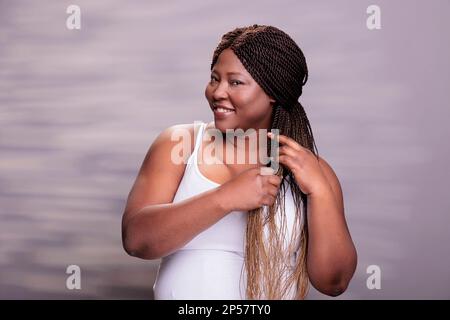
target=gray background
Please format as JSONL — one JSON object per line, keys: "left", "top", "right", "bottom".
{"left": 0, "top": 0, "right": 449, "bottom": 299}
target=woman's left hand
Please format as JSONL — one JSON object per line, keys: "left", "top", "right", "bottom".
{"left": 268, "top": 132, "right": 330, "bottom": 196}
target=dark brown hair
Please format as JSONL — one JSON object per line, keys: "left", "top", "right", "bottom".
{"left": 211, "top": 24, "right": 320, "bottom": 299}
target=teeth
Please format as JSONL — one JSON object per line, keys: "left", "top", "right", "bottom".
{"left": 216, "top": 107, "right": 234, "bottom": 113}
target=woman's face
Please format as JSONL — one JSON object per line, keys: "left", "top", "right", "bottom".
{"left": 205, "top": 48, "right": 275, "bottom": 133}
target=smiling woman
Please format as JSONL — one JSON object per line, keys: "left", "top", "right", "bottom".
{"left": 206, "top": 48, "right": 275, "bottom": 132}
{"left": 121, "top": 24, "right": 357, "bottom": 300}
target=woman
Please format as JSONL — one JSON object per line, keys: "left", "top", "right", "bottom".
{"left": 121, "top": 24, "right": 357, "bottom": 300}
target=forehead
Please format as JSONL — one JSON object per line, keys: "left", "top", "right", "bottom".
{"left": 212, "top": 48, "right": 249, "bottom": 75}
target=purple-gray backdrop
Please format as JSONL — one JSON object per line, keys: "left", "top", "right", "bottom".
{"left": 0, "top": 0, "right": 449, "bottom": 299}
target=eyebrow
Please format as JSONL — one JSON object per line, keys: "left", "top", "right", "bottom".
{"left": 211, "top": 70, "right": 245, "bottom": 76}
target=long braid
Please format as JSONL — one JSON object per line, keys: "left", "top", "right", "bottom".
{"left": 211, "top": 24, "right": 319, "bottom": 299}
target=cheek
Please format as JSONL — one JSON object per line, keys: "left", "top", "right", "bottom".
{"left": 204, "top": 85, "right": 211, "bottom": 100}
{"left": 230, "top": 90, "right": 255, "bottom": 109}
{"left": 233, "top": 92, "right": 270, "bottom": 115}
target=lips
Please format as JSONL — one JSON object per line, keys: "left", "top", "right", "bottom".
{"left": 212, "top": 103, "right": 235, "bottom": 112}
{"left": 211, "top": 103, "right": 235, "bottom": 118}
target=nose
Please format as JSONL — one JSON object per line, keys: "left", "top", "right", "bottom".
{"left": 211, "top": 80, "right": 228, "bottom": 101}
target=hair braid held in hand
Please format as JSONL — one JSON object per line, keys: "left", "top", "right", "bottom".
{"left": 211, "top": 24, "right": 320, "bottom": 299}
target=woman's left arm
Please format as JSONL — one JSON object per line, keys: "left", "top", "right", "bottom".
{"left": 269, "top": 133, "right": 357, "bottom": 297}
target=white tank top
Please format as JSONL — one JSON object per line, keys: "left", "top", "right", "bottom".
{"left": 153, "top": 121, "right": 303, "bottom": 299}
{"left": 173, "top": 121, "right": 303, "bottom": 253}
{"left": 171, "top": 122, "right": 248, "bottom": 254}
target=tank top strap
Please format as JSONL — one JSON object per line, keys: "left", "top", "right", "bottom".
{"left": 191, "top": 121, "right": 207, "bottom": 163}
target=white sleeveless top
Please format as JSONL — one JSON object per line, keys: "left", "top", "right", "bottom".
{"left": 153, "top": 121, "right": 303, "bottom": 300}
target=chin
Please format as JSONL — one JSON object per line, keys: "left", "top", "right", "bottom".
{"left": 212, "top": 117, "right": 237, "bottom": 132}
{"left": 212, "top": 121, "right": 228, "bottom": 134}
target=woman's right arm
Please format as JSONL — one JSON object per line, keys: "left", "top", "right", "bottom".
{"left": 121, "top": 123, "right": 232, "bottom": 260}
{"left": 121, "top": 123, "right": 282, "bottom": 260}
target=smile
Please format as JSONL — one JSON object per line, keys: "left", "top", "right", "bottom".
{"left": 212, "top": 103, "right": 235, "bottom": 114}
{"left": 214, "top": 107, "right": 234, "bottom": 113}
{"left": 212, "top": 103, "right": 236, "bottom": 118}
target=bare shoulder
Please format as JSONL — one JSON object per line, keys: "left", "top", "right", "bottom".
{"left": 317, "top": 156, "right": 345, "bottom": 213}
{"left": 150, "top": 123, "right": 195, "bottom": 152}
{"left": 138, "top": 122, "right": 203, "bottom": 179}
{"left": 143, "top": 122, "right": 206, "bottom": 167}
{"left": 122, "top": 122, "right": 201, "bottom": 221}
{"left": 317, "top": 156, "right": 338, "bottom": 181}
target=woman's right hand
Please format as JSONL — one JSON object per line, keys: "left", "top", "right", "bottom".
{"left": 217, "top": 167, "right": 283, "bottom": 212}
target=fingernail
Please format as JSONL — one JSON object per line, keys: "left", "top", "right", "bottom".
{"left": 267, "top": 132, "right": 273, "bottom": 138}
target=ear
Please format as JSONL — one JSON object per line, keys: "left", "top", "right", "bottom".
{"left": 269, "top": 97, "right": 276, "bottom": 105}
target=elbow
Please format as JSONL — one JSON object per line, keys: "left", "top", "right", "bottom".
{"left": 309, "top": 265, "right": 355, "bottom": 297}
{"left": 310, "top": 249, "right": 358, "bottom": 297}
{"left": 122, "top": 235, "right": 161, "bottom": 260}
{"left": 122, "top": 228, "right": 140, "bottom": 257}
{"left": 122, "top": 224, "right": 160, "bottom": 260}
{"left": 122, "top": 235, "right": 141, "bottom": 258}
{"left": 320, "top": 280, "right": 349, "bottom": 297}
{"left": 310, "top": 275, "right": 350, "bottom": 297}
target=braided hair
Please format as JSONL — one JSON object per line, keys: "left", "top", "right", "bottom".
{"left": 211, "top": 24, "right": 320, "bottom": 299}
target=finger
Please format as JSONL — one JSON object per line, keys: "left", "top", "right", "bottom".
{"left": 269, "top": 133, "right": 302, "bottom": 151}
{"left": 259, "top": 166, "right": 275, "bottom": 176}
{"left": 278, "top": 145, "right": 299, "bottom": 158}
{"left": 267, "top": 175, "right": 282, "bottom": 187}
{"left": 279, "top": 155, "right": 298, "bottom": 172}
{"left": 267, "top": 185, "right": 279, "bottom": 198}
{"left": 262, "top": 186, "right": 277, "bottom": 198}
{"left": 262, "top": 194, "right": 276, "bottom": 206}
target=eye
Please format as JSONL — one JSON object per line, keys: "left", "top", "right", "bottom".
{"left": 210, "top": 75, "right": 218, "bottom": 83}
{"left": 230, "top": 80, "right": 242, "bottom": 86}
